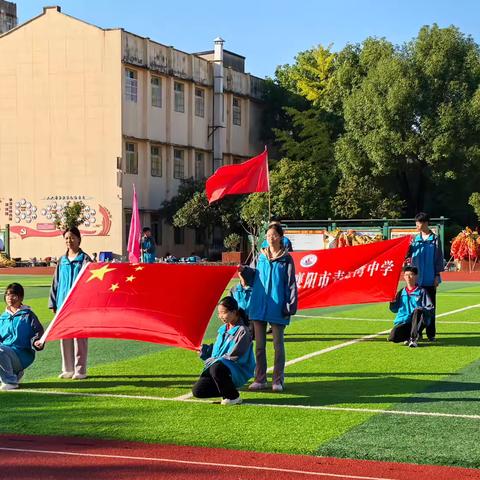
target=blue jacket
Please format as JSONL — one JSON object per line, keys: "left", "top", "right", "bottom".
{"left": 245, "top": 249, "right": 298, "bottom": 325}
{"left": 49, "top": 249, "right": 91, "bottom": 310}
{"left": 408, "top": 232, "right": 444, "bottom": 287}
{"left": 203, "top": 321, "right": 255, "bottom": 388}
{"left": 0, "top": 306, "right": 44, "bottom": 369}
{"left": 390, "top": 287, "right": 434, "bottom": 325}
{"left": 230, "top": 284, "right": 252, "bottom": 317}
{"left": 142, "top": 237, "right": 156, "bottom": 263}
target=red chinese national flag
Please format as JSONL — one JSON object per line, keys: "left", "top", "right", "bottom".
{"left": 41, "top": 263, "right": 237, "bottom": 350}
{"left": 206, "top": 148, "right": 269, "bottom": 203}
{"left": 291, "top": 236, "right": 410, "bottom": 310}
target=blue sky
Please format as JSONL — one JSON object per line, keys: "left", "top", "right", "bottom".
{"left": 17, "top": 0, "right": 480, "bottom": 78}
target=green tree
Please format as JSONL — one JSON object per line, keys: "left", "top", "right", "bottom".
{"left": 469, "top": 192, "right": 480, "bottom": 222}
{"left": 53, "top": 201, "right": 87, "bottom": 230}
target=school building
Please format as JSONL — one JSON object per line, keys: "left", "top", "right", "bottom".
{"left": 0, "top": 6, "right": 265, "bottom": 260}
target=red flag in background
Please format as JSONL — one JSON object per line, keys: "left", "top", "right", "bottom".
{"left": 206, "top": 148, "right": 269, "bottom": 203}
{"left": 291, "top": 236, "right": 411, "bottom": 310}
{"left": 41, "top": 263, "right": 237, "bottom": 350}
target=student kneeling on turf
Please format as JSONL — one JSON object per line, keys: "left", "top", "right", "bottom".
{"left": 388, "top": 267, "right": 433, "bottom": 348}
{"left": 192, "top": 296, "right": 255, "bottom": 405}
{"left": 0, "top": 283, "right": 44, "bottom": 390}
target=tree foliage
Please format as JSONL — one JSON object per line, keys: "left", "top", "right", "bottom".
{"left": 53, "top": 201, "right": 87, "bottom": 230}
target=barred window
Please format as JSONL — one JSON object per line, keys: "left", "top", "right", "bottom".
{"left": 233, "top": 97, "right": 241, "bottom": 125}
{"left": 125, "top": 69, "right": 138, "bottom": 102}
{"left": 195, "top": 152, "right": 205, "bottom": 179}
{"left": 195, "top": 88, "right": 205, "bottom": 117}
{"left": 174, "top": 82, "right": 185, "bottom": 113}
{"left": 173, "top": 149, "right": 185, "bottom": 179}
{"left": 151, "top": 77, "right": 162, "bottom": 107}
{"left": 151, "top": 146, "right": 162, "bottom": 177}
{"left": 125, "top": 142, "right": 138, "bottom": 174}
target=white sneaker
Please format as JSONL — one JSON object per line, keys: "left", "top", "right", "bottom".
{"left": 221, "top": 396, "right": 242, "bottom": 405}
{"left": 272, "top": 383, "right": 284, "bottom": 392}
{"left": 72, "top": 373, "right": 87, "bottom": 380}
{"left": 408, "top": 340, "right": 418, "bottom": 348}
{"left": 1, "top": 383, "right": 19, "bottom": 391}
{"left": 248, "top": 381, "right": 268, "bottom": 391}
{"left": 58, "top": 372, "right": 74, "bottom": 379}
{"left": 403, "top": 340, "right": 410, "bottom": 346}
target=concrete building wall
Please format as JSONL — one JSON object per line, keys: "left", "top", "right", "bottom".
{"left": 0, "top": 7, "right": 123, "bottom": 259}
{"left": 0, "top": 8, "right": 265, "bottom": 261}
{"left": 0, "top": 0, "right": 16, "bottom": 34}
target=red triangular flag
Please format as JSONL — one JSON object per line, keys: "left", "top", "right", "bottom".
{"left": 206, "top": 148, "right": 269, "bottom": 203}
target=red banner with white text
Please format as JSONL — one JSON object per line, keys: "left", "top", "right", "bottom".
{"left": 291, "top": 236, "right": 411, "bottom": 309}
{"left": 41, "top": 263, "right": 237, "bottom": 350}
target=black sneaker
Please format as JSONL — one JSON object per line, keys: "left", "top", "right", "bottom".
{"left": 428, "top": 337, "right": 436, "bottom": 342}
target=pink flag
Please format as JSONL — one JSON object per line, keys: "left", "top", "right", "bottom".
{"left": 127, "top": 184, "right": 141, "bottom": 263}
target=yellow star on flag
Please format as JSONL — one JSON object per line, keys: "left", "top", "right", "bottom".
{"left": 126, "top": 275, "right": 136, "bottom": 282}
{"left": 109, "top": 283, "right": 119, "bottom": 292}
{"left": 135, "top": 266, "right": 144, "bottom": 271}
{"left": 86, "top": 265, "right": 116, "bottom": 283}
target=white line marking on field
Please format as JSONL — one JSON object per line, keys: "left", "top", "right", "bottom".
{"left": 278, "top": 330, "right": 390, "bottom": 369}
{"left": 174, "top": 328, "right": 390, "bottom": 400}
{"left": 9, "top": 389, "right": 480, "bottom": 422}
{"left": 295, "top": 315, "right": 480, "bottom": 325}
{"left": 175, "top": 304, "right": 480, "bottom": 400}
{"left": 0, "top": 446, "right": 396, "bottom": 480}
{"left": 437, "top": 304, "right": 480, "bottom": 318}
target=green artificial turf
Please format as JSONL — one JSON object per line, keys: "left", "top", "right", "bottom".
{"left": 0, "top": 276, "right": 479, "bottom": 467}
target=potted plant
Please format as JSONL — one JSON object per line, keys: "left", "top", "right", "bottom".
{"left": 221, "top": 233, "right": 245, "bottom": 264}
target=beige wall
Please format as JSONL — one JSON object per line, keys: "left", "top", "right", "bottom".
{"left": 0, "top": 7, "right": 123, "bottom": 259}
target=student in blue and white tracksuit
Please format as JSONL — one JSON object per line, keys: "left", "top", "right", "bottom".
{"left": 407, "top": 212, "right": 444, "bottom": 341}
{"left": 49, "top": 227, "right": 91, "bottom": 380}
{"left": 192, "top": 296, "right": 254, "bottom": 405}
{"left": 141, "top": 227, "right": 156, "bottom": 263}
{"left": 0, "top": 283, "right": 44, "bottom": 390}
{"left": 241, "top": 223, "right": 297, "bottom": 392}
{"left": 389, "top": 266, "right": 433, "bottom": 347}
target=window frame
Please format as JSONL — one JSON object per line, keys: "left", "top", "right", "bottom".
{"left": 173, "top": 149, "right": 185, "bottom": 179}
{"left": 174, "top": 81, "right": 185, "bottom": 113}
{"left": 125, "top": 142, "right": 138, "bottom": 175}
{"left": 150, "top": 145, "right": 162, "bottom": 177}
{"left": 125, "top": 69, "right": 138, "bottom": 103}
{"left": 232, "top": 96, "right": 241, "bottom": 125}
{"left": 195, "top": 87, "right": 205, "bottom": 118}
{"left": 151, "top": 76, "right": 162, "bottom": 108}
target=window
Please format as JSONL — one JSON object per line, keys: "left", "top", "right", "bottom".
{"left": 233, "top": 157, "right": 243, "bottom": 165}
{"left": 174, "top": 82, "right": 185, "bottom": 113}
{"left": 174, "top": 227, "right": 185, "bottom": 245}
{"left": 151, "top": 145, "right": 162, "bottom": 177}
{"left": 233, "top": 97, "right": 241, "bottom": 125}
{"left": 195, "top": 228, "right": 206, "bottom": 245}
{"left": 125, "top": 142, "right": 138, "bottom": 174}
{"left": 195, "top": 152, "right": 205, "bottom": 179}
{"left": 125, "top": 69, "right": 138, "bottom": 102}
{"left": 150, "top": 214, "right": 162, "bottom": 245}
{"left": 195, "top": 88, "right": 205, "bottom": 117}
{"left": 151, "top": 76, "right": 162, "bottom": 107}
{"left": 173, "top": 149, "right": 185, "bottom": 179}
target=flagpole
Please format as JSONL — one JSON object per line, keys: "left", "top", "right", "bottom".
{"left": 39, "top": 261, "right": 90, "bottom": 344}
{"left": 265, "top": 146, "right": 271, "bottom": 221}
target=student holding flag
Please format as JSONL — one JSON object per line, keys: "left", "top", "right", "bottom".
{"left": 49, "top": 227, "right": 91, "bottom": 380}
{"left": 240, "top": 223, "right": 297, "bottom": 392}
{"left": 192, "top": 296, "right": 254, "bottom": 405}
{"left": 141, "top": 227, "right": 156, "bottom": 263}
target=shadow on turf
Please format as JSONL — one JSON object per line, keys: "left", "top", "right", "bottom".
{"left": 24, "top": 376, "right": 197, "bottom": 390}
{"left": 244, "top": 375, "right": 480, "bottom": 407}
